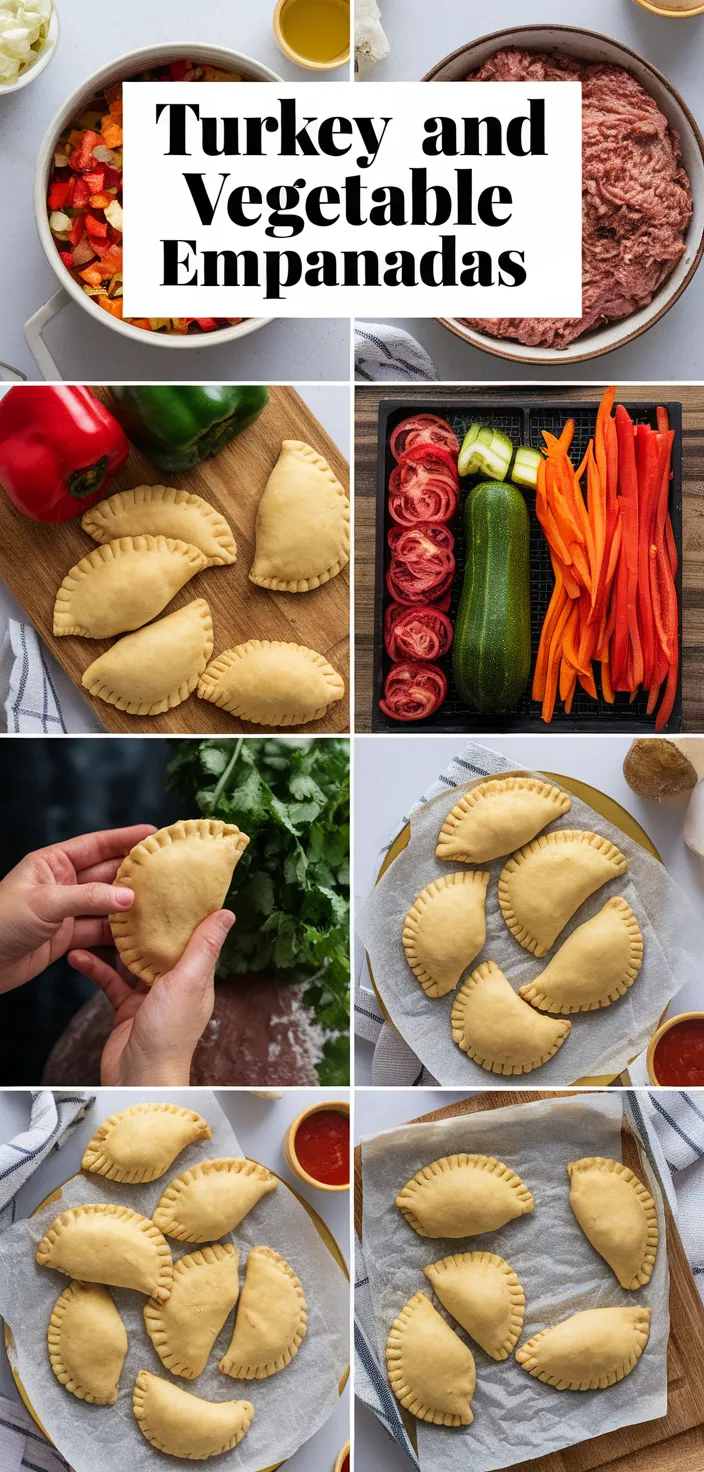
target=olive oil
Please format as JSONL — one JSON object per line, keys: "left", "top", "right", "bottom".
{"left": 281, "top": 0, "right": 349, "bottom": 63}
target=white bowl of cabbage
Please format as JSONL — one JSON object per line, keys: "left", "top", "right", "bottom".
{"left": 0, "top": 0, "right": 57, "bottom": 92}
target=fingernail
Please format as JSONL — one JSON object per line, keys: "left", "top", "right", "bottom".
{"left": 111, "top": 887, "right": 134, "bottom": 908}
{"left": 219, "top": 911, "right": 235, "bottom": 933}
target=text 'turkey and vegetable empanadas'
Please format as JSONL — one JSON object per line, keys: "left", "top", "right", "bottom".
{"left": 424, "top": 1251, "right": 525, "bottom": 1361}
{"left": 53, "top": 536, "right": 207, "bottom": 639}
{"left": 220, "top": 1246, "right": 307, "bottom": 1380}
{"left": 82, "top": 485, "right": 237, "bottom": 566}
{"left": 436, "top": 777, "right": 572, "bottom": 864}
{"left": 82, "top": 599, "right": 214, "bottom": 717}
{"left": 153, "top": 1159, "right": 278, "bottom": 1243}
{"left": 402, "top": 871, "right": 489, "bottom": 999}
{"left": 48, "top": 1281, "right": 128, "bottom": 1405}
{"left": 198, "top": 640, "right": 345, "bottom": 728}
{"left": 81, "top": 1102, "right": 212, "bottom": 1184}
{"left": 567, "top": 1156, "right": 658, "bottom": 1289}
{"left": 498, "top": 830, "right": 628, "bottom": 956}
{"left": 396, "top": 1154, "right": 534, "bottom": 1238}
{"left": 386, "top": 1292, "right": 476, "bottom": 1426}
{"left": 110, "top": 819, "right": 249, "bottom": 987}
{"left": 133, "top": 1370, "right": 254, "bottom": 1459}
{"left": 144, "top": 1244, "right": 241, "bottom": 1380}
{"left": 451, "top": 960, "right": 571, "bottom": 1075}
{"left": 36, "top": 1204, "right": 173, "bottom": 1302}
{"left": 249, "top": 440, "right": 350, "bottom": 592}
{"left": 515, "top": 1306, "right": 651, "bottom": 1391}
{"left": 519, "top": 897, "right": 643, "bottom": 1014}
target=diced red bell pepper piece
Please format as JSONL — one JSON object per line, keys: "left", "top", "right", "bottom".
{"left": 86, "top": 214, "right": 108, "bottom": 238}
{"left": 65, "top": 176, "right": 76, "bottom": 207}
{"left": 195, "top": 319, "right": 218, "bottom": 331}
{"left": 59, "top": 250, "right": 74, "bottom": 268}
{"left": 88, "top": 236, "right": 112, "bottom": 259}
{"left": 48, "top": 181, "right": 70, "bottom": 210}
{"left": 69, "top": 215, "right": 86, "bottom": 247}
{"left": 169, "top": 59, "right": 189, "bottom": 80}
{"left": 82, "top": 171, "right": 105, "bottom": 194}
{"left": 72, "top": 176, "right": 91, "bottom": 209}
{"left": 68, "top": 129, "right": 102, "bottom": 173}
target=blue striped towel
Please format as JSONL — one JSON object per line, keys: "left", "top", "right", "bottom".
{"left": 1, "top": 618, "right": 103, "bottom": 735}
{"left": 355, "top": 322, "right": 438, "bottom": 382}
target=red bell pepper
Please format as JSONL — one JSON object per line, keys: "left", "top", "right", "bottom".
{"left": 68, "top": 129, "right": 101, "bottom": 172}
{"left": 0, "top": 387, "right": 129, "bottom": 522}
{"left": 48, "top": 180, "right": 71, "bottom": 210}
{"left": 69, "top": 214, "right": 86, "bottom": 247}
{"left": 72, "top": 176, "right": 91, "bottom": 209}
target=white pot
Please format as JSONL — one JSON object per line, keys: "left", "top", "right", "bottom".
{"left": 423, "top": 25, "right": 704, "bottom": 367}
{"left": 29, "top": 42, "right": 281, "bottom": 376}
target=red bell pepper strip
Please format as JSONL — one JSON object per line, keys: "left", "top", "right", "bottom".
{"left": 86, "top": 213, "right": 108, "bottom": 238}
{"left": 48, "top": 181, "right": 71, "bottom": 210}
{"left": 635, "top": 426, "right": 660, "bottom": 688}
{"left": 0, "top": 387, "right": 129, "bottom": 522}
{"left": 656, "top": 652, "right": 679, "bottom": 731}
{"left": 69, "top": 215, "right": 85, "bottom": 247}
{"left": 68, "top": 130, "right": 101, "bottom": 172}
{"left": 614, "top": 405, "right": 643, "bottom": 690}
{"left": 72, "top": 176, "right": 91, "bottom": 209}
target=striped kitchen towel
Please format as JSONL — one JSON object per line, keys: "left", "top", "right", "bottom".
{"left": 0, "top": 1394, "right": 71, "bottom": 1472}
{"left": 355, "top": 1232, "right": 419, "bottom": 1467}
{"left": 1, "top": 617, "right": 103, "bottom": 735}
{"left": 355, "top": 322, "right": 438, "bottom": 382}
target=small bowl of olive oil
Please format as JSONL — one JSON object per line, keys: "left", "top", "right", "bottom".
{"left": 273, "top": 0, "right": 350, "bottom": 70}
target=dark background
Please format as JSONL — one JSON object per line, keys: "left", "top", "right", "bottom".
{"left": 0, "top": 738, "right": 187, "bottom": 1084}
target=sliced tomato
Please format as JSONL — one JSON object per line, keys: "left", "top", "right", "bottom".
{"left": 385, "top": 604, "right": 453, "bottom": 662}
{"left": 386, "top": 560, "right": 455, "bottom": 605}
{"left": 396, "top": 440, "right": 459, "bottom": 479}
{"left": 390, "top": 414, "right": 460, "bottom": 462}
{"left": 388, "top": 463, "right": 458, "bottom": 525}
{"left": 387, "top": 522, "right": 454, "bottom": 567}
{"left": 379, "top": 662, "right": 448, "bottom": 721}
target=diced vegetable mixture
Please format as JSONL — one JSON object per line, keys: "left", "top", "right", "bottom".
{"left": 47, "top": 60, "right": 244, "bottom": 334}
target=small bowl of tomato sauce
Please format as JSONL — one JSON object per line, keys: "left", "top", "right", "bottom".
{"left": 283, "top": 1101, "right": 350, "bottom": 1192}
{"left": 647, "top": 1012, "right": 704, "bottom": 1087}
{"left": 334, "top": 1441, "right": 350, "bottom": 1472}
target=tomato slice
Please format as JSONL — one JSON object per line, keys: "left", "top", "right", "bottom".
{"left": 386, "top": 560, "right": 455, "bottom": 605}
{"left": 387, "top": 522, "right": 454, "bottom": 567}
{"left": 390, "top": 414, "right": 460, "bottom": 462}
{"left": 379, "top": 662, "right": 448, "bottom": 721}
{"left": 396, "top": 441, "right": 459, "bottom": 478}
{"left": 385, "top": 604, "right": 453, "bottom": 662}
{"left": 388, "top": 464, "right": 458, "bottom": 525}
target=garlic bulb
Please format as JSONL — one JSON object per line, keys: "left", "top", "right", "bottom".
{"left": 355, "top": 0, "right": 390, "bottom": 77}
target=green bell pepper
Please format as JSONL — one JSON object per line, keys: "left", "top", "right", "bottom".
{"left": 110, "top": 385, "right": 270, "bottom": 473}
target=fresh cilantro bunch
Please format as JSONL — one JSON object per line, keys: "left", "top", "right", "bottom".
{"left": 166, "top": 737, "right": 350, "bottom": 1084}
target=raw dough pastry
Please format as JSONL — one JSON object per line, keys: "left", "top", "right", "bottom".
{"left": 81, "top": 1102, "right": 212, "bottom": 1183}
{"left": 567, "top": 1156, "right": 658, "bottom": 1289}
{"left": 436, "top": 777, "right": 572, "bottom": 864}
{"left": 36, "top": 1204, "right": 173, "bottom": 1302}
{"left": 249, "top": 440, "right": 350, "bottom": 592}
{"left": 53, "top": 536, "right": 207, "bottom": 639}
{"left": 110, "top": 819, "right": 249, "bottom": 986}
{"left": 519, "top": 897, "right": 643, "bottom": 1013}
{"left": 397, "top": 1154, "right": 534, "bottom": 1238}
{"left": 153, "top": 1158, "right": 278, "bottom": 1243}
{"left": 386, "top": 1291, "right": 475, "bottom": 1426}
{"left": 515, "top": 1306, "right": 651, "bottom": 1390}
{"left": 82, "top": 485, "right": 237, "bottom": 566}
{"left": 424, "top": 1251, "right": 525, "bottom": 1361}
{"left": 133, "top": 1370, "right": 254, "bottom": 1459}
{"left": 498, "top": 830, "right": 628, "bottom": 957}
{"left": 145, "top": 1244, "right": 240, "bottom": 1380}
{"left": 451, "top": 961, "right": 571, "bottom": 1075}
{"left": 402, "top": 872, "right": 490, "bottom": 999}
{"left": 81, "top": 599, "right": 213, "bottom": 716}
{"left": 48, "top": 1281, "right": 128, "bottom": 1404}
{"left": 220, "top": 1246, "right": 307, "bottom": 1380}
{"left": 198, "top": 641, "right": 345, "bottom": 728}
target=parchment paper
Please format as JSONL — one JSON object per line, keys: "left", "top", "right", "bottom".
{"left": 356, "top": 766, "right": 704, "bottom": 1085}
{"left": 0, "top": 1092, "right": 348, "bottom": 1472}
{"left": 361, "top": 1093, "right": 669, "bottom": 1472}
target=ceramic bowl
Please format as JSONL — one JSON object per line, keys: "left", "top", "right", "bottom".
{"left": 646, "top": 1010, "right": 704, "bottom": 1084}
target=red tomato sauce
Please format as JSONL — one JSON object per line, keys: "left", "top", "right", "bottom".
{"left": 341, "top": 1456, "right": 349, "bottom": 1472}
{"left": 294, "top": 1109, "right": 349, "bottom": 1186}
{"left": 653, "top": 1018, "right": 704, "bottom": 1086}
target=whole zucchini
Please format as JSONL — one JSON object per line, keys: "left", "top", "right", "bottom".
{"left": 453, "top": 480, "right": 531, "bottom": 711}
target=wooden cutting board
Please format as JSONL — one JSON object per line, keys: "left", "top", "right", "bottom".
{"left": 0, "top": 385, "right": 349, "bottom": 734}
{"left": 355, "top": 1090, "right": 704, "bottom": 1472}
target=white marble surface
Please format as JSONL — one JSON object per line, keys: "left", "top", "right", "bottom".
{"left": 356, "top": 0, "right": 704, "bottom": 381}
{"left": 353, "top": 734, "right": 704, "bottom": 1083}
{"left": 0, "top": 1086, "right": 350, "bottom": 1472}
{"left": 0, "top": 0, "right": 350, "bottom": 382}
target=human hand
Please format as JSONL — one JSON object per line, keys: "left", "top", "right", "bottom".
{"left": 69, "top": 909, "right": 235, "bottom": 1086}
{"left": 0, "top": 825, "right": 155, "bottom": 995}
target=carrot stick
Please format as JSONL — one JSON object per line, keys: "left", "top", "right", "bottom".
{"left": 655, "top": 653, "right": 678, "bottom": 732}
{"left": 564, "top": 675, "right": 577, "bottom": 715}
{"left": 558, "top": 419, "right": 575, "bottom": 452}
{"left": 543, "top": 598, "right": 573, "bottom": 723}
{"left": 601, "top": 654, "right": 614, "bottom": 704}
{"left": 533, "top": 581, "right": 566, "bottom": 701}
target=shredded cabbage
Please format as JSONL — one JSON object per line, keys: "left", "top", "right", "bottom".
{"left": 0, "top": 0, "right": 52, "bottom": 83}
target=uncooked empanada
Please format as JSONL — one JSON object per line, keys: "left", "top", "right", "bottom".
{"left": 153, "top": 1159, "right": 278, "bottom": 1243}
{"left": 82, "top": 1102, "right": 212, "bottom": 1184}
{"left": 82, "top": 485, "right": 237, "bottom": 567}
{"left": 220, "top": 1246, "right": 307, "bottom": 1380}
{"left": 53, "top": 536, "right": 207, "bottom": 639}
{"left": 451, "top": 961, "right": 571, "bottom": 1075}
{"left": 519, "top": 897, "right": 643, "bottom": 1014}
{"left": 424, "top": 1251, "right": 525, "bottom": 1361}
{"left": 133, "top": 1370, "right": 254, "bottom": 1459}
{"left": 198, "top": 640, "right": 345, "bottom": 727}
{"left": 81, "top": 599, "right": 213, "bottom": 716}
{"left": 567, "top": 1157, "right": 658, "bottom": 1289}
{"left": 386, "top": 1292, "right": 475, "bottom": 1426}
{"left": 515, "top": 1306, "right": 651, "bottom": 1390}
{"left": 402, "top": 872, "right": 489, "bottom": 999}
{"left": 110, "top": 819, "right": 249, "bottom": 986}
{"left": 249, "top": 440, "right": 349, "bottom": 592}
{"left": 36, "top": 1204, "right": 173, "bottom": 1302}
{"left": 145, "top": 1244, "right": 240, "bottom": 1380}
{"left": 436, "top": 777, "right": 572, "bottom": 864}
{"left": 498, "top": 830, "right": 628, "bottom": 957}
{"left": 397, "top": 1154, "right": 534, "bottom": 1239}
{"left": 48, "top": 1281, "right": 128, "bottom": 1404}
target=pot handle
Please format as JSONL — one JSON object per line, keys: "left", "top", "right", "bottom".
{"left": 24, "top": 288, "right": 70, "bottom": 380}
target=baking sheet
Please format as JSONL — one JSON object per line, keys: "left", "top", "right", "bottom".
{"left": 0, "top": 1092, "right": 348, "bottom": 1472}
{"left": 361, "top": 1093, "right": 669, "bottom": 1472}
{"left": 355, "top": 767, "right": 704, "bottom": 1084}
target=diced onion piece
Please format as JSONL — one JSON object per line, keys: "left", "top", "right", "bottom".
{"left": 104, "top": 198, "right": 123, "bottom": 230}
{"left": 49, "top": 210, "right": 71, "bottom": 232}
{"left": 91, "top": 144, "right": 115, "bottom": 164}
